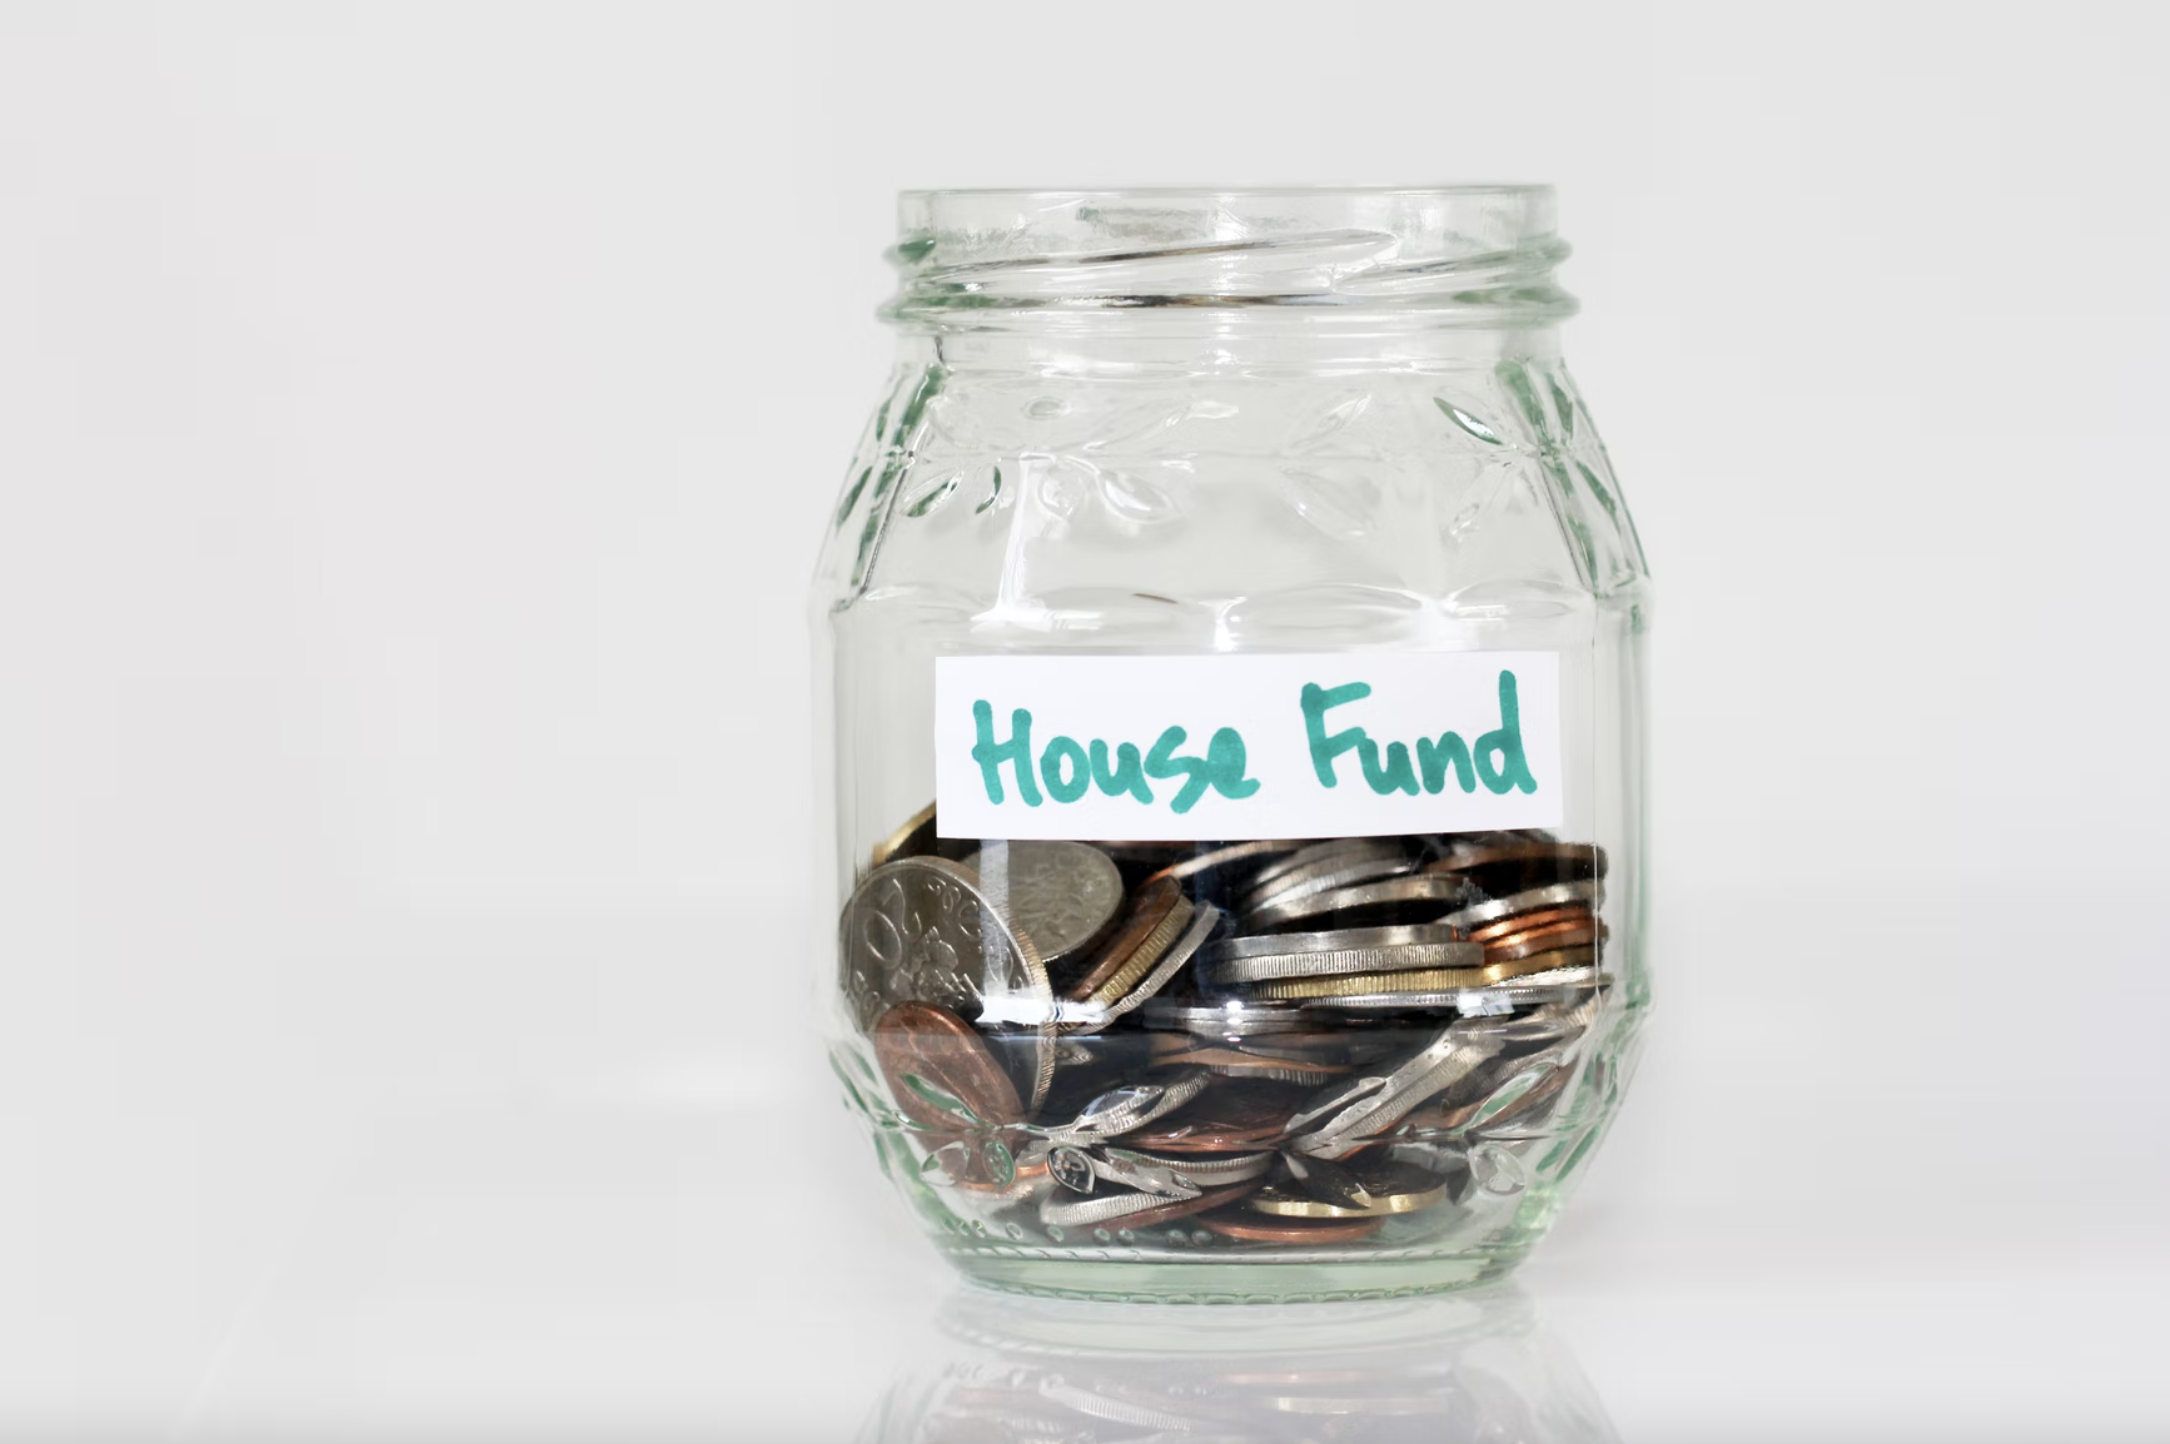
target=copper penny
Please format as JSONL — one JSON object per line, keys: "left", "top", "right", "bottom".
{"left": 871, "top": 1001, "right": 1024, "bottom": 1131}
{"left": 1468, "top": 905, "right": 1594, "bottom": 944}
{"left": 1199, "top": 1211, "right": 1384, "bottom": 1244}
{"left": 1064, "top": 877, "right": 1186, "bottom": 1001}
{"left": 1484, "top": 920, "right": 1603, "bottom": 962}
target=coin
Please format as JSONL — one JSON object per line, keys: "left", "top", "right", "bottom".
{"left": 1092, "top": 839, "right": 1202, "bottom": 867}
{"left": 1105, "top": 1147, "right": 1276, "bottom": 1190}
{"left": 1041, "top": 1180, "right": 1259, "bottom": 1231}
{"left": 869, "top": 801, "right": 938, "bottom": 871}
{"left": 1057, "top": 1145, "right": 1204, "bottom": 1199}
{"left": 1037, "top": 1068, "right": 1212, "bottom": 1145}
{"left": 1442, "top": 879, "right": 1604, "bottom": 931}
{"left": 1247, "top": 836, "right": 1396, "bottom": 889}
{"left": 1142, "top": 839, "right": 1307, "bottom": 910}
{"left": 1064, "top": 877, "right": 1187, "bottom": 1002}
{"left": 1199, "top": 1211, "right": 1384, "bottom": 1244}
{"left": 1283, "top": 1027, "right": 1498, "bottom": 1158}
{"left": 1138, "top": 998, "right": 1317, "bottom": 1037}
{"left": 1243, "top": 952, "right": 1588, "bottom": 1000}
{"left": 870, "top": 1001, "right": 1025, "bottom": 1131}
{"left": 1242, "top": 838, "right": 1412, "bottom": 913}
{"left": 1245, "top": 1160, "right": 1450, "bottom": 1218}
{"left": 964, "top": 841, "right": 1125, "bottom": 971}
{"left": 1245, "top": 874, "right": 1472, "bottom": 932}
{"left": 1467, "top": 905, "right": 1595, "bottom": 944}
{"left": 1095, "top": 1180, "right": 1265, "bottom": 1232}
{"left": 1145, "top": 838, "right": 1306, "bottom": 886}
{"left": 1316, "top": 974, "right": 1605, "bottom": 1014}
{"left": 1129, "top": 1080, "right": 1309, "bottom": 1153}
{"left": 1423, "top": 839, "right": 1607, "bottom": 884}
{"left": 1086, "top": 897, "right": 1196, "bottom": 1008}
{"left": 1204, "top": 924, "right": 1483, "bottom": 985}
{"left": 1482, "top": 919, "right": 1603, "bottom": 962}
{"left": 1408, "top": 1056, "right": 1575, "bottom": 1134}
{"left": 841, "top": 858, "right": 1055, "bottom": 1110}
{"left": 1187, "top": 1032, "right": 1368, "bottom": 1065}
{"left": 1072, "top": 901, "right": 1223, "bottom": 1032}
{"left": 1278, "top": 1151, "right": 1378, "bottom": 1210}
{"left": 1149, "top": 1041, "right": 1350, "bottom": 1080}
{"left": 1451, "top": 996, "right": 1601, "bottom": 1053}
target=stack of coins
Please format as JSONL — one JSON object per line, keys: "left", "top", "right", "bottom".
{"left": 839, "top": 819, "right": 1612, "bottom": 1246}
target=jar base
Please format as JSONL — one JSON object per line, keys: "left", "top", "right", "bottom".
{"left": 942, "top": 1243, "right": 1530, "bottom": 1304}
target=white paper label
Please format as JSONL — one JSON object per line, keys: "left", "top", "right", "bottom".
{"left": 934, "top": 652, "right": 1561, "bottom": 841}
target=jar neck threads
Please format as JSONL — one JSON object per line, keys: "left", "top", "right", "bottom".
{"left": 882, "top": 188, "right": 1577, "bottom": 337}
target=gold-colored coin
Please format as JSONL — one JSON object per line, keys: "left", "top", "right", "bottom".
{"left": 1087, "top": 895, "right": 1195, "bottom": 1006}
{"left": 868, "top": 801, "right": 937, "bottom": 871}
{"left": 1245, "top": 948, "right": 1593, "bottom": 1000}
{"left": 1245, "top": 1177, "right": 1447, "bottom": 1219}
{"left": 1149, "top": 1040, "right": 1348, "bottom": 1079}
{"left": 1066, "top": 878, "right": 1184, "bottom": 1002}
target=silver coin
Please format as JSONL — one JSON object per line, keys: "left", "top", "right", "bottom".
{"left": 1245, "top": 873, "right": 1468, "bottom": 931}
{"left": 1078, "top": 1149, "right": 1200, "bottom": 1199}
{"left": 1101, "top": 1147, "right": 1275, "bottom": 1189}
{"left": 1138, "top": 998, "right": 1317, "bottom": 1036}
{"left": 1204, "top": 924, "right": 1483, "bottom": 985}
{"left": 1040, "top": 1186, "right": 1193, "bottom": 1229}
{"left": 1456, "top": 994, "right": 1601, "bottom": 1049}
{"left": 1247, "top": 837, "right": 1400, "bottom": 891}
{"left": 1208, "top": 1062, "right": 1348, "bottom": 1085}
{"left": 1440, "top": 879, "right": 1605, "bottom": 931}
{"left": 1049, "top": 1145, "right": 1098, "bottom": 1194}
{"left": 964, "top": 841, "right": 1124, "bottom": 970}
{"left": 838, "top": 857, "right": 1056, "bottom": 1111}
{"left": 1442, "top": 1046, "right": 1577, "bottom": 1133}
{"left": 1285, "top": 1026, "right": 1500, "bottom": 1159}
{"left": 1241, "top": 839, "right": 1411, "bottom": 913}
{"left": 1036, "top": 1067, "right": 1211, "bottom": 1145}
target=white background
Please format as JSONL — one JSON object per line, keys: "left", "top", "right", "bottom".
{"left": 3, "top": 3, "right": 2166, "bottom": 1440}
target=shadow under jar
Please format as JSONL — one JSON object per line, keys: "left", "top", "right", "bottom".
{"left": 813, "top": 188, "right": 1650, "bottom": 1302}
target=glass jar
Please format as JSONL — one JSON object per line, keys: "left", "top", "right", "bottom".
{"left": 813, "top": 187, "right": 1649, "bottom": 1302}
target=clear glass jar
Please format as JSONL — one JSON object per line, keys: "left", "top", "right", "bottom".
{"left": 813, "top": 187, "right": 1649, "bottom": 1302}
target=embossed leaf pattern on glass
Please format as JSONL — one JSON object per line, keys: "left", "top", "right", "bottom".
{"left": 902, "top": 1071, "right": 985, "bottom": 1128}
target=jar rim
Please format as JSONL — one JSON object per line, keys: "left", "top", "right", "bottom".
{"left": 885, "top": 186, "right": 1574, "bottom": 328}
{"left": 898, "top": 184, "right": 1553, "bottom": 203}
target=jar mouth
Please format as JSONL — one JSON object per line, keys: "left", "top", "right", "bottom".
{"left": 885, "top": 187, "right": 1575, "bottom": 328}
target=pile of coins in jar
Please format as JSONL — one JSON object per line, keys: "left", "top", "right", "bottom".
{"left": 839, "top": 808, "right": 1610, "bottom": 1249}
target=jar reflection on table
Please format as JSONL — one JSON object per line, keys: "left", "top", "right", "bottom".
{"left": 859, "top": 1285, "right": 1619, "bottom": 1444}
